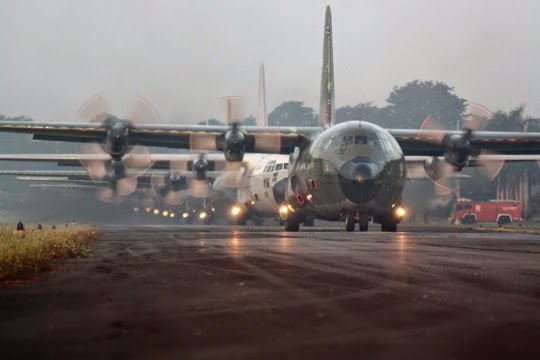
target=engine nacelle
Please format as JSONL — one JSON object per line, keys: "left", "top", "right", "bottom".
{"left": 442, "top": 134, "right": 470, "bottom": 170}
{"left": 169, "top": 175, "right": 187, "bottom": 192}
{"left": 187, "top": 158, "right": 215, "bottom": 180}
{"left": 223, "top": 128, "right": 245, "bottom": 162}
{"left": 106, "top": 123, "right": 130, "bottom": 160}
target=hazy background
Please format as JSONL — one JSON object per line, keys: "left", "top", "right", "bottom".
{"left": 1, "top": 0, "right": 539, "bottom": 123}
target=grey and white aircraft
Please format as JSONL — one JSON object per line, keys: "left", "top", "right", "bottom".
{"left": 1, "top": 6, "right": 540, "bottom": 232}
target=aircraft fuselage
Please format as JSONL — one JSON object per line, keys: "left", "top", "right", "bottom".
{"left": 237, "top": 121, "right": 406, "bottom": 224}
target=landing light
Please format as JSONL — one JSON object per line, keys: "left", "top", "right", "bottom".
{"left": 182, "top": 212, "right": 189, "bottom": 219}
{"left": 133, "top": 207, "right": 139, "bottom": 212}
{"left": 145, "top": 207, "right": 151, "bottom": 213}
{"left": 231, "top": 205, "right": 241, "bottom": 217}
{"left": 279, "top": 205, "right": 288, "bottom": 215}
{"left": 199, "top": 211, "right": 207, "bottom": 219}
{"left": 153, "top": 209, "right": 160, "bottom": 215}
{"left": 306, "top": 194, "right": 313, "bottom": 201}
{"left": 162, "top": 210, "right": 169, "bottom": 217}
{"left": 170, "top": 213, "right": 176, "bottom": 218}
{"left": 395, "top": 206, "right": 406, "bottom": 218}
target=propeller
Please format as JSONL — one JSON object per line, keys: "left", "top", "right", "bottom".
{"left": 189, "top": 94, "right": 283, "bottom": 159}
{"left": 417, "top": 102, "right": 502, "bottom": 195}
{"left": 187, "top": 154, "right": 214, "bottom": 198}
{"left": 220, "top": 96, "right": 247, "bottom": 162}
{"left": 150, "top": 153, "right": 215, "bottom": 202}
{"left": 74, "top": 94, "right": 156, "bottom": 203}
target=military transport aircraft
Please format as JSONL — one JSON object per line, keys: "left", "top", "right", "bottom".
{"left": 2, "top": 6, "right": 540, "bottom": 232}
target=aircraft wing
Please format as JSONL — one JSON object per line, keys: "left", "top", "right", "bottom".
{"left": 0, "top": 122, "right": 317, "bottom": 154}
{"left": 3, "top": 121, "right": 540, "bottom": 158}
{"left": 391, "top": 129, "right": 540, "bottom": 156}
{"left": 405, "top": 154, "right": 540, "bottom": 165}
{"left": 0, "top": 153, "right": 248, "bottom": 171}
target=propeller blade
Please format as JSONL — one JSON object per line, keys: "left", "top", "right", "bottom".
{"left": 189, "top": 179, "right": 213, "bottom": 198}
{"left": 164, "top": 190, "right": 186, "bottom": 205}
{"left": 471, "top": 151, "right": 505, "bottom": 182}
{"left": 218, "top": 162, "right": 250, "bottom": 188}
{"left": 75, "top": 93, "right": 109, "bottom": 123}
{"left": 150, "top": 174, "right": 167, "bottom": 196}
{"left": 416, "top": 114, "right": 445, "bottom": 144}
{"left": 464, "top": 102, "right": 493, "bottom": 131}
{"left": 123, "top": 146, "right": 153, "bottom": 178}
{"left": 189, "top": 133, "right": 218, "bottom": 152}
{"left": 96, "top": 188, "right": 129, "bottom": 204}
{"left": 221, "top": 96, "right": 245, "bottom": 125}
{"left": 127, "top": 96, "right": 160, "bottom": 125}
{"left": 76, "top": 143, "right": 107, "bottom": 181}
{"left": 254, "top": 133, "right": 282, "bottom": 153}
{"left": 116, "top": 177, "right": 137, "bottom": 197}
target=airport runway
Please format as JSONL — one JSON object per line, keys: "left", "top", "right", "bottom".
{"left": 1, "top": 225, "right": 539, "bottom": 359}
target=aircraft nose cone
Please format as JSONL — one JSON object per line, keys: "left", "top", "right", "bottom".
{"left": 272, "top": 178, "right": 287, "bottom": 205}
{"left": 339, "top": 158, "right": 380, "bottom": 183}
{"left": 338, "top": 157, "right": 382, "bottom": 205}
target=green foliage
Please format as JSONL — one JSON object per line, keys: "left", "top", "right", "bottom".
{"left": 0, "top": 226, "right": 99, "bottom": 281}
{"left": 385, "top": 80, "right": 467, "bottom": 129}
{"left": 197, "top": 118, "right": 225, "bottom": 126}
{"left": 268, "top": 101, "right": 317, "bottom": 127}
{"left": 336, "top": 102, "right": 389, "bottom": 126}
{"left": 0, "top": 115, "right": 33, "bottom": 122}
{"left": 485, "top": 105, "right": 527, "bottom": 132}
{"left": 240, "top": 115, "right": 256, "bottom": 126}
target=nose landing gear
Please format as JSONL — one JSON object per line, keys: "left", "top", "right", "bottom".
{"left": 344, "top": 212, "right": 370, "bottom": 232}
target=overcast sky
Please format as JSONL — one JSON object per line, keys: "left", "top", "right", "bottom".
{"left": 1, "top": 0, "right": 539, "bottom": 124}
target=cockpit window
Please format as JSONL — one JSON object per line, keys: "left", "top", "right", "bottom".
{"left": 342, "top": 135, "right": 353, "bottom": 147}
{"left": 354, "top": 135, "right": 368, "bottom": 144}
{"left": 275, "top": 163, "right": 283, "bottom": 171}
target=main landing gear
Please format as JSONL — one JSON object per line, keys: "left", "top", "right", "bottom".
{"left": 284, "top": 215, "right": 300, "bottom": 232}
{"left": 374, "top": 205, "right": 405, "bottom": 233}
{"left": 381, "top": 221, "right": 397, "bottom": 232}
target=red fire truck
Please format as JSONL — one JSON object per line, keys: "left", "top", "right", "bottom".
{"left": 450, "top": 199, "right": 522, "bottom": 225}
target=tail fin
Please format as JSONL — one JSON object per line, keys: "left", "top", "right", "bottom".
{"left": 319, "top": 5, "right": 335, "bottom": 129}
{"left": 256, "top": 62, "right": 267, "bottom": 126}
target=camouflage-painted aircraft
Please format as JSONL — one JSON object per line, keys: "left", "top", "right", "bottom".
{"left": 1, "top": 6, "right": 540, "bottom": 232}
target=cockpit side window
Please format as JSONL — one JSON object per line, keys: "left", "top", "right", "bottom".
{"left": 384, "top": 132, "right": 402, "bottom": 153}
{"left": 275, "top": 163, "right": 283, "bottom": 171}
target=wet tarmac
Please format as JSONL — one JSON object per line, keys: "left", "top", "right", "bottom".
{"left": 0, "top": 225, "right": 539, "bottom": 359}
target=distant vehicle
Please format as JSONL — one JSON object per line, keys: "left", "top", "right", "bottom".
{"left": 451, "top": 199, "right": 522, "bottom": 225}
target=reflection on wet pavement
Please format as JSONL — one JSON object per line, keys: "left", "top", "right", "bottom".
{"left": 0, "top": 226, "right": 539, "bottom": 359}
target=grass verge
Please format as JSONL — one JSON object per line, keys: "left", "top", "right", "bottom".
{"left": 0, "top": 225, "right": 99, "bottom": 282}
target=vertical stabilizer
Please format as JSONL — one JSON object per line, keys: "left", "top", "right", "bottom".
{"left": 319, "top": 5, "right": 335, "bottom": 129}
{"left": 257, "top": 63, "right": 267, "bottom": 126}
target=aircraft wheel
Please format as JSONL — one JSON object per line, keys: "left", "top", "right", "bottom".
{"left": 345, "top": 212, "right": 355, "bottom": 232}
{"left": 359, "top": 213, "right": 369, "bottom": 232}
{"left": 235, "top": 218, "right": 247, "bottom": 226}
{"left": 284, "top": 219, "right": 300, "bottom": 232}
{"left": 381, "top": 221, "right": 397, "bottom": 232}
